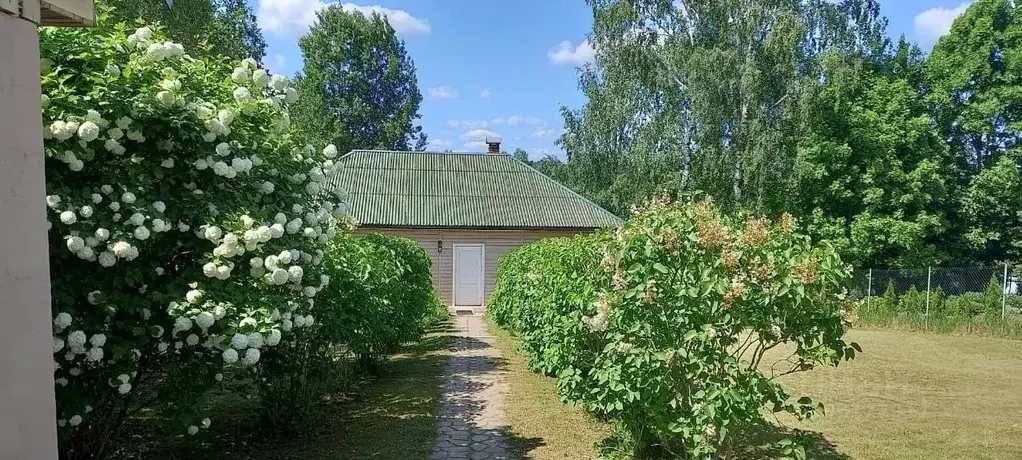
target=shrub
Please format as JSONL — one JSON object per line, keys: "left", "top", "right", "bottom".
{"left": 899, "top": 285, "right": 924, "bottom": 314}
{"left": 880, "top": 280, "right": 897, "bottom": 314}
{"left": 41, "top": 17, "right": 343, "bottom": 458}
{"left": 947, "top": 292, "right": 987, "bottom": 318}
{"left": 929, "top": 286, "right": 947, "bottom": 317}
{"left": 255, "top": 232, "right": 444, "bottom": 431}
{"left": 490, "top": 197, "right": 859, "bottom": 458}
{"left": 984, "top": 274, "right": 1003, "bottom": 320}
{"left": 489, "top": 235, "right": 608, "bottom": 377}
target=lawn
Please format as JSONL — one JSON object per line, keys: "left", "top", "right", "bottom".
{"left": 769, "top": 328, "right": 1022, "bottom": 460}
{"left": 116, "top": 328, "right": 450, "bottom": 459}
{"left": 490, "top": 324, "right": 1022, "bottom": 460}
{"left": 487, "top": 318, "right": 613, "bottom": 459}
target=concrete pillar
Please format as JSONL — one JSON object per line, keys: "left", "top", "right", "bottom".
{"left": 0, "top": 13, "right": 60, "bottom": 460}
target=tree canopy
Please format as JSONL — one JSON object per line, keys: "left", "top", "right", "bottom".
{"left": 551, "top": 0, "right": 1022, "bottom": 269}
{"left": 293, "top": 6, "right": 427, "bottom": 154}
{"left": 103, "top": 0, "right": 266, "bottom": 62}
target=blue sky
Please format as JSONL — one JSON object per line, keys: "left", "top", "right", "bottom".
{"left": 254, "top": 1, "right": 976, "bottom": 159}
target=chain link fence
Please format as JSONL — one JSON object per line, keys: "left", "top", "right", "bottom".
{"left": 848, "top": 265, "right": 1022, "bottom": 334}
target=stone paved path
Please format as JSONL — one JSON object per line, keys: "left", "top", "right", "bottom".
{"left": 430, "top": 311, "right": 510, "bottom": 460}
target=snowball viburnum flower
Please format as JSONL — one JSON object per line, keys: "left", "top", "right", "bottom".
{"left": 233, "top": 87, "right": 252, "bottom": 102}
{"left": 241, "top": 347, "right": 260, "bottom": 366}
{"left": 266, "top": 329, "right": 282, "bottom": 347}
{"left": 230, "top": 333, "right": 249, "bottom": 350}
{"left": 222, "top": 348, "right": 239, "bottom": 364}
{"left": 173, "top": 316, "right": 193, "bottom": 333}
{"left": 89, "top": 333, "right": 106, "bottom": 347}
{"left": 246, "top": 332, "right": 264, "bottom": 349}
{"left": 59, "top": 210, "right": 77, "bottom": 225}
{"left": 77, "top": 121, "right": 100, "bottom": 142}
{"left": 67, "top": 330, "right": 86, "bottom": 348}
{"left": 269, "top": 268, "right": 289, "bottom": 285}
{"left": 195, "top": 311, "right": 215, "bottom": 330}
{"left": 252, "top": 69, "right": 270, "bottom": 87}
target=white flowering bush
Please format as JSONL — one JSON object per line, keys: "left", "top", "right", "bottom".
{"left": 41, "top": 19, "right": 344, "bottom": 458}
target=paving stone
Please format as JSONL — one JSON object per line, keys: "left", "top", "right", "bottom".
{"left": 430, "top": 313, "right": 511, "bottom": 459}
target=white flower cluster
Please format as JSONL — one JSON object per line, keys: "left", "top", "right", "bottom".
{"left": 43, "top": 24, "right": 352, "bottom": 437}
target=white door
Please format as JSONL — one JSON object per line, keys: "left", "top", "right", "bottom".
{"left": 453, "top": 244, "right": 485, "bottom": 306}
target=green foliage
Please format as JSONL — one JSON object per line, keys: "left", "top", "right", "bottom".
{"left": 930, "top": 286, "right": 947, "bottom": 317}
{"left": 961, "top": 154, "right": 1022, "bottom": 264}
{"left": 899, "top": 285, "right": 924, "bottom": 315}
{"left": 985, "top": 275, "right": 1004, "bottom": 320}
{"left": 102, "top": 0, "right": 266, "bottom": 62}
{"left": 294, "top": 5, "right": 427, "bottom": 153}
{"left": 946, "top": 292, "right": 988, "bottom": 318}
{"left": 796, "top": 51, "right": 952, "bottom": 268}
{"left": 882, "top": 280, "right": 897, "bottom": 314}
{"left": 490, "top": 197, "right": 858, "bottom": 458}
{"left": 256, "top": 232, "right": 444, "bottom": 431}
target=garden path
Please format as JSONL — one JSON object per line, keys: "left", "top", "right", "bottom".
{"left": 430, "top": 310, "right": 511, "bottom": 460}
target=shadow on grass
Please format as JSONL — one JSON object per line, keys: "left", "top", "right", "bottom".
{"left": 114, "top": 326, "right": 453, "bottom": 460}
{"left": 597, "top": 424, "right": 849, "bottom": 460}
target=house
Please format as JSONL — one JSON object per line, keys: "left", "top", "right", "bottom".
{"left": 327, "top": 139, "right": 622, "bottom": 307}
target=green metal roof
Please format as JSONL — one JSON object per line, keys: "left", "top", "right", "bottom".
{"left": 328, "top": 150, "right": 623, "bottom": 229}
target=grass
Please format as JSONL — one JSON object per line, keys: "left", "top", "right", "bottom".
{"left": 487, "top": 321, "right": 1022, "bottom": 460}
{"left": 115, "top": 327, "right": 450, "bottom": 459}
{"left": 766, "top": 328, "right": 1022, "bottom": 460}
{"left": 487, "top": 316, "right": 613, "bottom": 459}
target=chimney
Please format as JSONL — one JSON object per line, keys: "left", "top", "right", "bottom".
{"left": 485, "top": 136, "right": 502, "bottom": 154}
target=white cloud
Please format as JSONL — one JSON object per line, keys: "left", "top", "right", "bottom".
{"left": 446, "top": 120, "right": 487, "bottom": 129}
{"left": 461, "top": 129, "right": 501, "bottom": 141}
{"left": 266, "top": 54, "right": 287, "bottom": 73}
{"left": 492, "top": 116, "right": 546, "bottom": 126}
{"left": 479, "top": 89, "right": 492, "bottom": 99}
{"left": 548, "top": 39, "right": 596, "bottom": 65}
{"left": 428, "top": 138, "right": 453, "bottom": 147}
{"left": 464, "top": 141, "right": 487, "bottom": 150}
{"left": 258, "top": 0, "right": 430, "bottom": 36}
{"left": 427, "top": 86, "right": 459, "bottom": 99}
{"left": 914, "top": 2, "right": 971, "bottom": 48}
{"left": 532, "top": 128, "right": 556, "bottom": 139}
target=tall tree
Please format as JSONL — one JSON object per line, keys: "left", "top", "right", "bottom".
{"left": 795, "top": 52, "right": 952, "bottom": 267}
{"left": 102, "top": 0, "right": 265, "bottom": 62}
{"left": 558, "top": 0, "right": 891, "bottom": 217}
{"left": 294, "top": 6, "right": 427, "bottom": 153}
{"left": 927, "top": 0, "right": 1022, "bottom": 173}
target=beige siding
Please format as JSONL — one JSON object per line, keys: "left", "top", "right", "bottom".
{"left": 355, "top": 228, "right": 586, "bottom": 306}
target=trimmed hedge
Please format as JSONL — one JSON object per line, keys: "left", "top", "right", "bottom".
{"left": 489, "top": 197, "right": 858, "bottom": 459}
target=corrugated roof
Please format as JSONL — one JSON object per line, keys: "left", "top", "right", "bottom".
{"left": 327, "top": 150, "right": 623, "bottom": 229}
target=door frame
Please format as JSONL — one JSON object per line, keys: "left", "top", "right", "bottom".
{"left": 451, "top": 243, "right": 485, "bottom": 306}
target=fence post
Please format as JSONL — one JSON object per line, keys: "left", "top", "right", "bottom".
{"left": 1003, "top": 262, "right": 1009, "bottom": 321}
{"left": 926, "top": 266, "right": 931, "bottom": 317}
{"left": 866, "top": 268, "right": 872, "bottom": 313}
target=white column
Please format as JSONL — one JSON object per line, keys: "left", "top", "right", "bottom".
{"left": 0, "top": 13, "right": 60, "bottom": 460}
